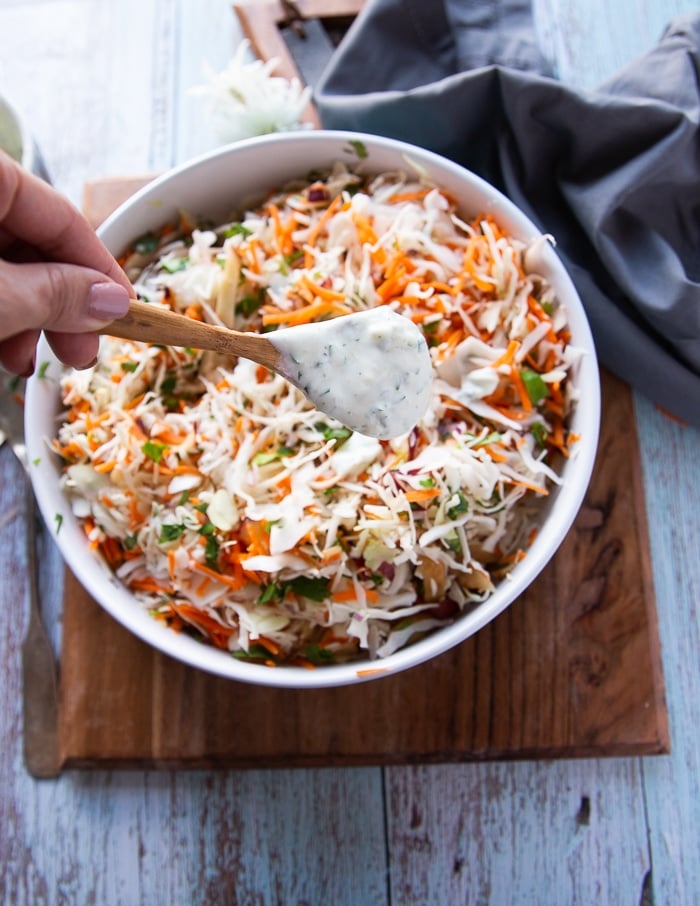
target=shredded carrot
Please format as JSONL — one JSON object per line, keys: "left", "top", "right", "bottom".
{"left": 404, "top": 487, "right": 442, "bottom": 503}
{"left": 261, "top": 297, "right": 352, "bottom": 327}
{"left": 492, "top": 340, "right": 520, "bottom": 369}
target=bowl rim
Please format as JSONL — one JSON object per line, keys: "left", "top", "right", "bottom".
{"left": 25, "top": 129, "right": 601, "bottom": 688}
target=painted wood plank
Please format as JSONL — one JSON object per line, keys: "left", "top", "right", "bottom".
{"left": 1, "top": 764, "right": 387, "bottom": 905}
{"left": 634, "top": 397, "right": 700, "bottom": 904}
{"left": 535, "top": 0, "right": 693, "bottom": 89}
{"left": 386, "top": 759, "right": 650, "bottom": 906}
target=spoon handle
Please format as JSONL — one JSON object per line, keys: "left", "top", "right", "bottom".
{"left": 100, "top": 299, "right": 280, "bottom": 370}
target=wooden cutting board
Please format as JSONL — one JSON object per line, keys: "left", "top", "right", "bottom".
{"left": 43, "top": 177, "right": 670, "bottom": 769}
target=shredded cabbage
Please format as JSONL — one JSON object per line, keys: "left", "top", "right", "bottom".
{"left": 55, "top": 163, "right": 582, "bottom": 666}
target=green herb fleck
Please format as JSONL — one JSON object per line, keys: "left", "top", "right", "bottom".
{"left": 345, "top": 139, "right": 368, "bottom": 159}
{"left": 444, "top": 531, "right": 462, "bottom": 554}
{"left": 258, "top": 581, "right": 283, "bottom": 605}
{"left": 316, "top": 422, "right": 352, "bottom": 443}
{"left": 142, "top": 440, "right": 167, "bottom": 463}
{"left": 257, "top": 575, "right": 331, "bottom": 606}
{"left": 204, "top": 535, "right": 220, "bottom": 568}
{"left": 224, "top": 222, "right": 253, "bottom": 239}
{"left": 134, "top": 231, "right": 160, "bottom": 254}
{"left": 280, "top": 248, "right": 304, "bottom": 275}
{"left": 37, "top": 361, "right": 51, "bottom": 379}
{"left": 473, "top": 431, "right": 503, "bottom": 448}
{"left": 121, "top": 361, "right": 138, "bottom": 373}
{"left": 520, "top": 368, "right": 550, "bottom": 406}
{"left": 124, "top": 532, "right": 139, "bottom": 551}
{"left": 232, "top": 644, "right": 275, "bottom": 661}
{"left": 303, "top": 644, "right": 335, "bottom": 665}
{"left": 237, "top": 289, "right": 266, "bottom": 318}
{"left": 447, "top": 490, "right": 469, "bottom": 520}
{"left": 161, "top": 257, "right": 188, "bottom": 274}
{"left": 54, "top": 513, "right": 63, "bottom": 534}
{"left": 253, "top": 447, "right": 294, "bottom": 466}
{"left": 286, "top": 575, "right": 330, "bottom": 602}
{"left": 532, "top": 421, "right": 549, "bottom": 447}
{"left": 159, "top": 523, "right": 186, "bottom": 543}
{"left": 160, "top": 373, "right": 177, "bottom": 396}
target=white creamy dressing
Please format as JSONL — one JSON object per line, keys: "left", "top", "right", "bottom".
{"left": 267, "top": 308, "right": 433, "bottom": 439}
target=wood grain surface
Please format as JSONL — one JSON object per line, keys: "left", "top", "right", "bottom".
{"left": 47, "top": 178, "right": 668, "bottom": 770}
{"left": 0, "top": 1, "right": 698, "bottom": 904}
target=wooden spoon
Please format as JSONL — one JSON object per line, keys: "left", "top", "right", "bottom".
{"left": 101, "top": 298, "right": 281, "bottom": 370}
{"left": 100, "top": 299, "right": 433, "bottom": 439}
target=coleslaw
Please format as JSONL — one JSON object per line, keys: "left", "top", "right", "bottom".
{"left": 54, "top": 161, "right": 583, "bottom": 666}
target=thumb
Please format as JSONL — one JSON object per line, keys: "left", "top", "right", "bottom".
{"left": 0, "top": 259, "right": 130, "bottom": 340}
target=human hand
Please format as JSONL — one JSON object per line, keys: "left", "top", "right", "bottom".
{"left": 0, "top": 150, "right": 132, "bottom": 376}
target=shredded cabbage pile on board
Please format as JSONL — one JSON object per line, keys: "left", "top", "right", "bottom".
{"left": 55, "top": 162, "right": 583, "bottom": 666}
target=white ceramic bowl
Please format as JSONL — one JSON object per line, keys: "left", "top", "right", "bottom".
{"left": 25, "top": 131, "right": 600, "bottom": 688}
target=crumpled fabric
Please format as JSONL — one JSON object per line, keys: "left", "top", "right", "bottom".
{"left": 315, "top": 0, "right": 700, "bottom": 426}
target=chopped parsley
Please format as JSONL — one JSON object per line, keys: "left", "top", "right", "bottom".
{"left": 237, "top": 289, "right": 266, "bottom": 318}
{"left": 345, "top": 139, "right": 368, "bottom": 159}
{"left": 253, "top": 446, "right": 294, "bottom": 466}
{"left": 159, "top": 523, "right": 186, "bottom": 543}
{"left": 303, "top": 644, "right": 335, "bottom": 665}
{"left": 520, "top": 368, "right": 550, "bottom": 406}
{"left": 204, "top": 534, "right": 220, "bottom": 568}
{"left": 257, "top": 575, "right": 330, "bottom": 605}
{"left": 142, "top": 440, "right": 167, "bottom": 463}
{"left": 316, "top": 422, "right": 352, "bottom": 443}
{"left": 447, "top": 490, "right": 469, "bottom": 520}
{"left": 134, "top": 231, "right": 160, "bottom": 254}
{"left": 473, "top": 431, "right": 502, "bottom": 448}
{"left": 124, "top": 532, "right": 139, "bottom": 551}
{"left": 224, "top": 222, "right": 252, "bottom": 239}
{"left": 532, "top": 421, "right": 549, "bottom": 447}
{"left": 161, "top": 257, "right": 189, "bottom": 274}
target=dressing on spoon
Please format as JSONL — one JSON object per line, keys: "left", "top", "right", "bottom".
{"left": 101, "top": 300, "right": 433, "bottom": 439}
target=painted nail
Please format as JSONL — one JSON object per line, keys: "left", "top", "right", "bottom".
{"left": 87, "top": 283, "right": 130, "bottom": 320}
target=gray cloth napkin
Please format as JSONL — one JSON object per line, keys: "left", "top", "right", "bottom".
{"left": 315, "top": 0, "right": 700, "bottom": 426}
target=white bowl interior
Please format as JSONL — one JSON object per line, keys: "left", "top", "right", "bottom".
{"left": 25, "top": 131, "right": 600, "bottom": 688}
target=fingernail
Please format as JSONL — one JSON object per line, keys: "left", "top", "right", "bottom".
{"left": 87, "top": 283, "right": 130, "bottom": 320}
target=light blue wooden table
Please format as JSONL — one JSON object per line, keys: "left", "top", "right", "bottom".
{"left": 0, "top": 1, "right": 698, "bottom": 903}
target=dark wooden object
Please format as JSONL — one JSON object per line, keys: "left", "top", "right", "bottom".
{"left": 43, "top": 173, "right": 670, "bottom": 771}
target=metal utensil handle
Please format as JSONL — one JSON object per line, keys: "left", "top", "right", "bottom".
{"left": 21, "top": 481, "right": 61, "bottom": 778}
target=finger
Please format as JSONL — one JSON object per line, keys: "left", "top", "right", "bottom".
{"left": 0, "top": 329, "right": 40, "bottom": 376}
{"left": 0, "top": 151, "right": 131, "bottom": 290}
{"left": 45, "top": 331, "right": 99, "bottom": 370}
{"left": 0, "top": 259, "right": 130, "bottom": 341}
